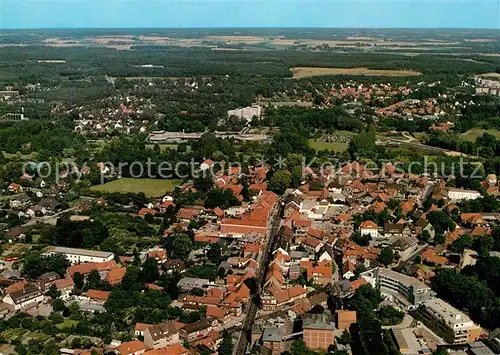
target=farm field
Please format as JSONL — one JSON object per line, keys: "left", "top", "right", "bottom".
{"left": 461, "top": 127, "right": 500, "bottom": 142}
{"left": 290, "top": 67, "right": 422, "bottom": 78}
{"left": 309, "top": 140, "right": 349, "bottom": 152}
{"left": 90, "top": 178, "right": 181, "bottom": 197}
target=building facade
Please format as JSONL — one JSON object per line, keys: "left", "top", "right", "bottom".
{"left": 415, "top": 298, "right": 481, "bottom": 345}
{"left": 44, "top": 246, "right": 115, "bottom": 265}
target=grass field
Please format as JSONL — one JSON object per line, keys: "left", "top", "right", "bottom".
{"left": 145, "top": 144, "right": 181, "bottom": 151}
{"left": 291, "top": 67, "right": 422, "bottom": 78}
{"left": 461, "top": 127, "right": 500, "bottom": 142}
{"left": 309, "top": 140, "right": 349, "bottom": 152}
{"left": 56, "top": 319, "right": 78, "bottom": 330}
{"left": 90, "top": 178, "right": 181, "bottom": 197}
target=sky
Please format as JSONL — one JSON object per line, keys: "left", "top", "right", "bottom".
{"left": 0, "top": 0, "right": 499, "bottom": 29}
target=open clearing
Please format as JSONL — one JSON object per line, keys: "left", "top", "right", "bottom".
{"left": 461, "top": 127, "right": 500, "bottom": 142}
{"left": 309, "top": 140, "right": 349, "bottom": 152}
{"left": 90, "top": 178, "right": 181, "bottom": 197}
{"left": 291, "top": 67, "right": 422, "bottom": 78}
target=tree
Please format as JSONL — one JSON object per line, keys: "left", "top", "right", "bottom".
{"left": 336, "top": 330, "right": 352, "bottom": 345}
{"left": 204, "top": 189, "right": 240, "bottom": 209}
{"left": 450, "top": 234, "right": 473, "bottom": 253}
{"left": 140, "top": 257, "right": 160, "bottom": 284}
{"left": 73, "top": 272, "right": 84, "bottom": 290}
{"left": 427, "top": 211, "right": 455, "bottom": 235}
{"left": 46, "top": 284, "right": 61, "bottom": 299}
{"left": 52, "top": 298, "right": 65, "bottom": 312}
{"left": 48, "top": 311, "right": 64, "bottom": 324}
{"left": 22, "top": 252, "right": 70, "bottom": 279}
{"left": 378, "top": 247, "right": 394, "bottom": 266}
{"left": 377, "top": 306, "right": 404, "bottom": 326}
{"left": 268, "top": 170, "right": 292, "bottom": 195}
{"left": 86, "top": 269, "right": 102, "bottom": 290}
{"left": 419, "top": 230, "right": 431, "bottom": 242}
{"left": 290, "top": 339, "right": 315, "bottom": 355}
{"left": 352, "top": 232, "right": 371, "bottom": 246}
{"left": 164, "top": 233, "right": 193, "bottom": 260}
{"left": 218, "top": 330, "right": 233, "bottom": 355}
{"left": 434, "top": 233, "right": 445, "bottom": 245}
{"left": 144, "top": 213, "right": 155, "bottom": 224}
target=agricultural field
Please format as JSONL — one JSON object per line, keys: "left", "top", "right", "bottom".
{"left": 290, "top": 67, "right": 422, "bottom": 78}
{"left": 309, "top": 139, "right": 349, "bottom": 152}
{"left": 461, "top": 127, "right": 500, "bottom": 142}
{"left": 90, "top": 178, "right": 181, "bottom": 197}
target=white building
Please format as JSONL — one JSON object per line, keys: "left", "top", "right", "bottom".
{"left": 416, "top": 298, "right": 481, "bottom": 344}
{"left": 447, "top": 188, "right": 481, "bottom": 202}
{"left": 360, "top": 220, "right": 379, "bottom": 238}
{"left": 43, "top": 247, "right": 115, "bottom": 265}
{"left": 361, "top": 268, "right": 432, "bottom": 306}
{"left": 3, "top": 285, "right": 44, "bottom": 311}
{"left": 227, "top": 104, "right": 261, "bottom": 123}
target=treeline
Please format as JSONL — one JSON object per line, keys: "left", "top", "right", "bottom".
{"left": 2, "top": 45, "right": 500, "bottom": 87}
{"left": 0, "top": 118, "right": 87, "bottom": 158}
{"left": 262, "top": 106, "right": 364, "bottom": 132}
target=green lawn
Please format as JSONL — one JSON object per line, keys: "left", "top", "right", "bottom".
{"left": 461, "top": 128, "right": 500, "bottom": 142}
{"left": 309, "top": 140, "right": 349, "bottom": 152}
{"left": 145, "top": 144, "right": 181, "bottom": 151}
{"left": 90, "top": 178, "right": 182, "bottom": 197}
{"left": 56, "top": 319, "right": 78, "bottom": 330}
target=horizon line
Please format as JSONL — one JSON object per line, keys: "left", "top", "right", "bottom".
{"left": 2, "top": 26, "right": 500, "bottom": 31}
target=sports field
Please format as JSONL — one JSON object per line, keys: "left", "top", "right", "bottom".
{"left": 461, "top": 127, "right": 500, "bottom": 142}
{"left": 90, "top": 178, "right": 181, "bottom": 197}
{"left": 291, "top": 67, "right": 422, "bottom": 78}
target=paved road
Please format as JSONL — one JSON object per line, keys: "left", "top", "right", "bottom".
{"left": 233, "top": 203, "right": 283, "bottom": 355}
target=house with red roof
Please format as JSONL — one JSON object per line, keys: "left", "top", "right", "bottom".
{"left": 220, "top": 218, "right": 267, "bottom": 237}
{"left": 300, "top": 260, "right": 333, "bottom": 286}
{"left": 138, "top": 208, "right": 157, "bottom": 216}
{"left": 86, "top": 289, "right": 110, "bottom": 303}
{"left": 106, "top": 267, "right": 127, "bottom": 285}
{"left": 360, "top": 220, "right": 379, "bottom": 238}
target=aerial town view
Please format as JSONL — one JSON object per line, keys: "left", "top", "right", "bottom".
{"left": 0, "top": 1, "right": 499, "bottom": 355}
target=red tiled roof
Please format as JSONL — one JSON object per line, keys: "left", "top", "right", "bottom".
{"left": 116, "top": 340, "right": 146, "bottom": 355}
{"left": 360, "top": 220, "right": 377, "bottom": 229}
{"left": 134, "top": 322, "right": 153, "bottom": 332}
{"left": 53, "top": 277, "right": 74, "bottom": 290}
{"left": 138, "top": 208, "right": 157, "bottom": 216}
{"left": 350, "top": 278, "right": 368, "bottom": 291}
{"left": 67, "top": 261, "right": 117, "bottom": 277}
{"left": 4, "top": 280, "right": 27, "bottom": 294}
{"left": 87, "top": 289, "right": 110, "bottom": 301}
{"left": 106, "top": 267, "right": 126, "bottom": 285}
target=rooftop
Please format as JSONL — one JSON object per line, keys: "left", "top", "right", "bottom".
{"left": 46, "top": 246, "right": 113, "bottom": 258}
{"left": 378, "top": 268, "right": 430, "bottom": 291}
{"left": 422, "top": 298, "right": 474, "bottom": 327}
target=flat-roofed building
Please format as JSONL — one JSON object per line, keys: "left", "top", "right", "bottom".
{"left": 416, "top": 298, "right": 481, "bottom": 345}
{"left": 43, "top": 246, "right": 114, "bottom": 265}
{"left": 361, "top": 268, "right": 432, "bottom": 305}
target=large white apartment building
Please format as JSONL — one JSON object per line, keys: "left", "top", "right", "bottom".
{"left": 416, "top": 298, "right": 481, "bottom": 344}
{"left": 447, "top": 188, "right": 481, "bottom": 202}
{"left": 227, "top": 104, "right": 261, "bottom": 122}
{"left": 361, "top": 268, "right": 432, "bottom": 306}
{"left": 43, "top": 246, "right": 115, "bottom": 265}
